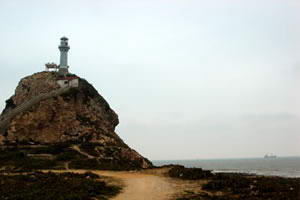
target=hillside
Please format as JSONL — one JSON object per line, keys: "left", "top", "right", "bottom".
{"left": 0, "top": 71, "right": 152, "bottom": 170}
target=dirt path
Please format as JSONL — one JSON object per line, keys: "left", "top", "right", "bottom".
{"left": 47, "top": 168, "right": 203, "bottom": 200}
{"left": 94, "top": 170, "right": 176, "bottom": 200}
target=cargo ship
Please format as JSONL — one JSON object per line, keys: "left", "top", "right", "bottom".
{"left": 264, "top": 153, "right": 277, "bottom": 159}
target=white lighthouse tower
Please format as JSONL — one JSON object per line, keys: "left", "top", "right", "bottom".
{"left": 58, "top": 36, "right": 70, "bottom": 76}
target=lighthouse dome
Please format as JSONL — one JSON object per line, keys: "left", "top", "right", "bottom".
{"left": 61, "top": 36, "right": 68, "bottom": 41}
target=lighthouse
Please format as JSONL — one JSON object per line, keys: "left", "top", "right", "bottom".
{"left": 58, "top": 36, "right": 70, "bottom": 76}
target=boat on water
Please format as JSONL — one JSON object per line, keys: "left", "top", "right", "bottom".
{"left": 264, "top": 154, "right": 277, "bottom": 159}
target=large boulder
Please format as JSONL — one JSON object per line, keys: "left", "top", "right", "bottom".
{"left": 0, "top": 71, "right": 152, "bottom": 170}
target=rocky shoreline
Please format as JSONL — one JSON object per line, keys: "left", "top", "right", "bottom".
{"left": 166, "top": 165, "right": 300, "bottom": 200}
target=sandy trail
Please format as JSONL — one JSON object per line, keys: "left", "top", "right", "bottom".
{"left": 46, "top": 168, "right": 202, "bottom": 200}
{"left": 95, "top": 170, "right": 175, "bottom": 200}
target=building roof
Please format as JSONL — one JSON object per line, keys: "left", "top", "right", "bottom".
{"left": 45, "top": 63, "right": 58, "bottom": 68}
{"left": 58, "top": 76, "right": 78, "bottom": 81}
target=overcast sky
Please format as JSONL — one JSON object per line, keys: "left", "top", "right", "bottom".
{"left": 0, "top": 0, "right": 299, "bottom": 160}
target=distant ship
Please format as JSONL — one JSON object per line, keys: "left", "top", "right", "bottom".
{"left": 264, "top": 153, "right": 277, "bottom": 159}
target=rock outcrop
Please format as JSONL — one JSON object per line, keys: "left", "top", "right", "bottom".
{"left": 0, "top": 71, "right": 152, "bottom": 170}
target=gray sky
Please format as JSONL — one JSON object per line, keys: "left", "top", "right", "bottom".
{"left": 0, "top": 0, "right": 299, "bottom": 160}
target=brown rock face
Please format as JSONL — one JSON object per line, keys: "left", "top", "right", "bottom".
{"left": 0, "top": 72, "right": 152, "bottom": 169}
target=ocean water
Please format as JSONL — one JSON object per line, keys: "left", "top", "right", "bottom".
{"left": 153, "top": 157, "right": 300, "bottom": 178}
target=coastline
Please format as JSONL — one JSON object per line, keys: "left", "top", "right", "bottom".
{"left": 153, "top": 156, "right": 300, "bottom": 178}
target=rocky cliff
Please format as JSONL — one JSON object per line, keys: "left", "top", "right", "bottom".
{"left": 0, "top": 71, "right": 152, "bottom": 170}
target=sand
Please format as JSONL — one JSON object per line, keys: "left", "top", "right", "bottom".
{"left": 47, "top": 168, "right": 204, "bottom": 200}
{"left": 96, "top": 170, "right": 174, "bottom": 200}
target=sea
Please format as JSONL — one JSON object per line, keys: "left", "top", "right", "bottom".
{"left": 153, "top": 157, "right": 300, "bottom": 178}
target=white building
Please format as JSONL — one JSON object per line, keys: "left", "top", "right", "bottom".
{"left": 45, "top": 62, "right": 58, "bottom": 71}
{"left": 57, "top": 76, "right": 79, "bottom": 88}
{"left": 58, "top": 36, "right": 70, "bottom": 76}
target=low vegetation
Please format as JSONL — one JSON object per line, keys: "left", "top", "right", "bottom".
{"left": 0, "top": 145, "right": 84, "bottom": 171}
{"left": 200, "top": 173, "right": 300, "bottom": 200}
{"left": 168, "top": 165, "right": 213, "bottom": 180}
{"left": 0, "top": 148, "right": 60, "bottom": 171}
{"left": 0, "top": 172, "right": 120, "bottom": 200}
{"left": 0, "top": 143, "right": 144, "bottom": 171}
{"left": 174, "top": 168, "right": 300, "bottom": 200}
